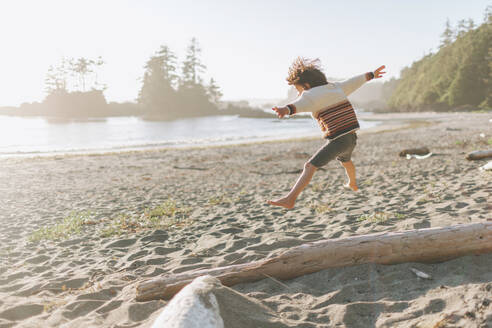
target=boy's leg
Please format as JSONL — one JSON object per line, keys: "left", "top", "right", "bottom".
{"left": 267, "top": 162, "right": 317, "bottom": 209}
{"left": 341, "top": 160, "right": 358, "bottom": 191}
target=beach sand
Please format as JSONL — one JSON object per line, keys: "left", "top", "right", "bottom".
{"left": 0, "top": 112, "right": 491, "bottom": 327}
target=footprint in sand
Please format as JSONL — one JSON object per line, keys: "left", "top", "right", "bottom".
{"left": 0, "top": 304, "right": 44, "bottom": 321}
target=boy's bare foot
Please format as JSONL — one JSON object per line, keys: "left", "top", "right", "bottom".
{"left": 267, "top": 197, "right": 295, "bottom": 209}
{"left": 344, "top": 183, "right": 359, "bottom": 192}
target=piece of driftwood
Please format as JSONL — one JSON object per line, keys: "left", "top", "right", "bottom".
{"left": 410, "top": 268, "right": 432, "bottom": 280}
{"left": 151, "top": 275, "right": 224, "bottom": 328}
{"left": 479, "top": 161, "right": 492, "bottom": 171}
{"left": 399, "top": 147, "right": 430, "bottom": 157}
{"left": 136, "top": 222, "right": 492, "bottom": 301}
{"left": 465, "top": 150, "right": 492, "bottom": 161}
{"left": 173, "top": 166, "right": 210, "bottom": 171}
{"left": 151, "top": 275, "right": 291, "bottom": 328}
{"left": 406, "top": 153, "right": 433, "bottom": 160}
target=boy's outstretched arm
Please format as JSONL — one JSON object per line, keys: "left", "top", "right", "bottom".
{"left": 338, "top": 65, "right": 387, "bottom": 96}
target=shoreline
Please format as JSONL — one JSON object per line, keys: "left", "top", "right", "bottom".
{"left": 0, "top": 111, "right": 459, "bottom": 161}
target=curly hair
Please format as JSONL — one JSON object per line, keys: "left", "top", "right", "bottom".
{"left": 286, "top": 57, "right": 328, "bottom": 88}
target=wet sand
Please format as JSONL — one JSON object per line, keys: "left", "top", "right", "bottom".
{"left": 0, "top": 112, "right": 491, "bottom": 327}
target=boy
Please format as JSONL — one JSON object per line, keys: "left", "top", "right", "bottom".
{"left": 267, "top": 58, "right": 386, "bottom": 209}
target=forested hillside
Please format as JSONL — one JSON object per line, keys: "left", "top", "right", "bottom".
{"left": 387, "top": 9, "right": 491, "bottom": 111}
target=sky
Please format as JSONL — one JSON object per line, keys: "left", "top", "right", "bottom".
{"left": 0, "top": 0, "right": 490, "bottom": 106}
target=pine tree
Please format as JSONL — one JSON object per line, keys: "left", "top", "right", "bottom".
{"left": 156, "top": 45, "right": 178, "bottom": 88}
{"left": 44, "top": 65, "right": 66, "bottom": 94}
{"left": 180, "top": 38, "right": 206, "bottom": 88}
{"left": 93, "top": 56, "right": 106, "bottom": 91}
{"left": 207, "top": 78, "right": 223, "bottom": 104}
{"left": 484, "top": 5, "right": 492, "bottom": 24}
{"left": 456, "top": 19, "right": 468, "bottom": 38}
{"left": 440, "top": 19, "right": 454, "bottom": 48}
{"left": 70, "top": 58, "right": 94, "bottom": 91}
{"left": 138, "top": 45, "right": 178, "bottom": 114}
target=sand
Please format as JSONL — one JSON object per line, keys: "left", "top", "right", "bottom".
{"left": 0, "top": 112, "right": 491, "bottom": 327}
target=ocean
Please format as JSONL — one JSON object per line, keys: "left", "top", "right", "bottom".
{"left": 0, "top": 114, "right": 379, "bottom": 157}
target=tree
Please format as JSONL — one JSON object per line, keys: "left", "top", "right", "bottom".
{"left": 45, "top": 65, "right": 65, "bottom": 94}
{"left": 479, "top": 45, "right": 492, "bottom": 109}
{"left": 70, "top": 58, "right": 93, "bottom": 91}
{"left": 180, "top": 38, "right": 206, "bottom": 88}
{"left": 154, "top": 45, "right": 179, "bottom": 88}
{"left": 44, "top": 56, "right": 105, "bottom": 95}
{"left": 440, "top": 19, "right": 455, "bottom": 48}
{"left": 138, "top": 45, "right": 179, "bottom": 114}
{"left": 92, "top": 56, "right": 106, "bottom": 91}
{"left": 207, "top": 78, "right": 223, "bottom": 104}
{"left": 44, "top": 58, "right": 71, "bottom": 94}
{"left": 64, "top": 57, "right": 106, "bottom": 92}
{"left": 484, "top": 5, "right": 492, "bottom": 24}
{"left": 456, "top": 19, "right": 468, "bottom": 38}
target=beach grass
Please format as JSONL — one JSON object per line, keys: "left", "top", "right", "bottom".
{"left": 311, "top": 182, "right": 325, "bottom": 192}
{"left": 29, "top": 199, "right": 194, "bottom": 241}
{"left": 145, "top": 199, "right": 191, "bottom": 219}
{"left": 208, "top": 193, "right": 241, "bottom": 206}
{"left": 99, "top": 200, "right": 193, "bottom": 237}
{"left": 357, "top": 211, "right": 406, "bottom": 224}
{"left": 29, "top": 211, "right": 94, "bottom": 242}
{"left": 309, "top": 201, "right": 333, "bottom": 214}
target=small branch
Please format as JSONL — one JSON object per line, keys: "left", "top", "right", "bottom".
{"left": 173, "top": 166, "right": 210, "bottom": 171}
{"left": 250, "top": 168, "right": 325, "bottom": 176}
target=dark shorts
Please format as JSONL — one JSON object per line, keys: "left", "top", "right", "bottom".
{"left": 308, "top": 132, "right": 357, "bottom": 168}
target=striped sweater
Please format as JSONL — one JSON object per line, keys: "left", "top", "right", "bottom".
{"left": 286, "top": 73, "right": 372, "bottom": 140}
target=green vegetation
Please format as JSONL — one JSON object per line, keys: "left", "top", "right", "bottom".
{"left": 310, "top": 183, "right": 324, "bottom": 192}
{"left": 417, "top": 186, "right": 444, "bottom": 204}
{"left": 208, "top": 193, "right": 241, "bottom": 206}
{"left": 309, "top": 201, "right": 333, "bottom": 214}
{"left": 45, "top": 57, "right": 106, "bottom": 94}
{"left": 29, "top": 211, "right": 94, "bottom": 242}
{"left": 29, "top": 199, "right": 193, "bottom": 242}
{"left": 384, "top": 8, "right": 492, "bottom": 112}
{"left": 145, "top": 199, "right": 191, "bottom": 219}
{"left": 394, "top": 213, "right": 406, "bottom": 220}
{"left": 99, "top": 200, "right": 193, "bottom": 238}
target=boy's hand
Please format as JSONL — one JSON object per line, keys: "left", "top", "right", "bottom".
{"left": 272, "top": 106, "right": 289, "bottom": 118}
{"left": 374, "top": 65, "right": 386, "bottom": 78}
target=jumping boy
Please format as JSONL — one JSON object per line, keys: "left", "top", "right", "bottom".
{"left": 267, "top": 58, "right": 386, "bottom": 209}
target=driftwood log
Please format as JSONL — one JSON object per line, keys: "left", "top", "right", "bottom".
{"left": 466, "top": 150, "right": 492, "bottom": 161}
{"left": 480, "top": 161, "right": 492, "bottom": 171}
{"left": 151, "top": 276, "right": 224, "bottom": 328}
{"left": 399, "top": 147, "right": 430, "bottom": 157}
{"left": 151, "top": 275, "right": 291, "bottom": 328}
{"left": 136, "top": 222, "right": 492, "bottom": 302}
